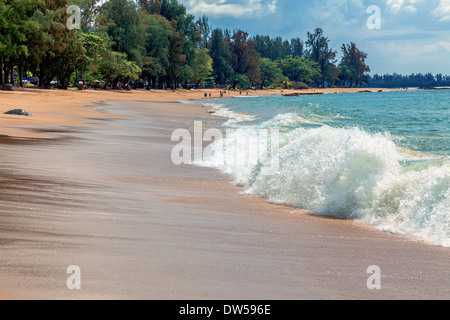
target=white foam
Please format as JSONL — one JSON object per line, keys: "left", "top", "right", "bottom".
{"left": 204, "top": 113, "right": 450, "bottom": 247}
{"left": 259, "top": 113, "right": 323, "bottom": 128}
{"left": 204, "top": 103, "right": 257, "bottom": 127}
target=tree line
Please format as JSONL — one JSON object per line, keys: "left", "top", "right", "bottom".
{"left": 367, "top": 73, "right": 450, "bottom": 88}
{"left": 0, "top": 0, "right": 372, "bottom": 90}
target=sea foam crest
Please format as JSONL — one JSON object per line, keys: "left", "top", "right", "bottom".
{"left": 205, "top": 112, "right": 450, "bottom": 247}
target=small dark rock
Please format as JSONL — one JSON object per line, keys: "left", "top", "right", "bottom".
{"left": 4, "top": 109, "right": 32, "bottom": 117}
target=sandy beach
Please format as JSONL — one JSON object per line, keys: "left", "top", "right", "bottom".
{"left": 0, "top": 87, "right": 449, "bottom": 300}
{"left": 0, "top": 87, "right": 402, "bottom": 140}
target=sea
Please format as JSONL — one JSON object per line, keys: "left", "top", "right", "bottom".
{"left": 189, "top": 89, "right": 450, "bottom": 247}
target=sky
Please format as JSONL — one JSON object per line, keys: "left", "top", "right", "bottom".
{"left": 178, "top": 0, "right": 450, "bottom": 75}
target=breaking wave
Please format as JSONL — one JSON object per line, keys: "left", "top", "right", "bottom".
{"left": 204, "top": 113, "right": 450, "bottom": 247}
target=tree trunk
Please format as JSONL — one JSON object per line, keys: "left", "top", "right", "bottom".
{"left": 4, "top": 66, "right": 10, "bottom": 84}
{"left": 39, "top": 68, "right": 46, "bottom": 88}
{"left": 0, "top": 55, "right": 3, "bottom": 86}
{"left": 19, "top": 60, "right": 23, "bottom": 87}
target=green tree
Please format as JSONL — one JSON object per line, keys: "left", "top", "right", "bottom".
{"left": 230, "top": 29, "right": 260, "bottom": 88}
{"left": 290, "top": 37, "right": 304, "bottom": 58}
{"left": 233, "top": 74, "right": 250, "bottom": 89}
{"left": 76, "top": 31, "right": 108, "bottom": 81}
{"left": 141, "top": 13, "right": 173, "bottom": 88}
{"left": 280, "top": 56, "right": 320, "bottom": 85}
{"left": 97, "top": 0, "right": 146, "bottom": 65}
{"left": 26, "top": 0, "right": 74, "bottom": 88}
{"left": 340, "top": 42, "right": 370, "bottom": 87}
{"left": 167, "top": 20, "right": 186, "bottom": 88}
{"left": 259, "top": 57, "right": 287, "bottom": 89}
{"left": 0, "top": 0, "right": 42, "bottom": 87}
{"left": 195, "top": 15, "right": 210, "bottom": 49}
{"left": 306, "top": 28, "right": 337, "bottom": 87}
{"left": 189, "top": 48, "right": 213, "bottom": 88}
{"left": 338, "top": 63, "right": 357, "bottom": 87}
{"left": 139, "top": 0, "right": 162, "bottom": 15}
{"left": 54, "top": 30, "right": 86, "bottom": 88}
{"left": 98, "top": 51, "right": 141, "bottom": 88}
{"left": 253, "top": 35, "right": 291, "bottom": 61}
{"left": 209, "top": 28, "right": 233, "bottom": 86}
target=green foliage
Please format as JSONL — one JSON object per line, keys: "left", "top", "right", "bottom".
{"left": 209, "top": 28, "right": 233, "bottom": 86}
{"left": 253, "top": 35, "right": 291, "bottom": 61}
{"left": 189, "top": 48, "right": 213, "bottom": 87}
{"left": 77, "top": 31, "right": 107, "bottom": 66}
{"left": 0, "top": 0, "right": 43, "bottom": 85}
{"left": 0, "top": 0, "right": 369, "bottom": 90}
{"left": 369, "top": 72, "right": 450, "bottom": 88}
{"left": 280, "top": 56, "right": 320, "bottom": 84}
{"left": 233, "top": 74, "right": 250, "bottom": 89}
{"left": 26, "top": 0, "right": 77, "bottom": 87}
{"left": 259, "top": 57, "right": 287, "bottom": 88}
{"left": 339, "top": 42, "right": 370, "bottom": 87}
{"left": 230, "top": 30, "right": 260, "bottom": 86}
{"left": 97, "top": 0, "right": 146, "bottom": 65}
{"left": 98, "top": 51, "right": 141, "bottom": 86}
{"left": 141, "top": 12, "right": 173, "bottom": 86}
{"left": 306, "top": 28, "right": 337, "bottom": 87}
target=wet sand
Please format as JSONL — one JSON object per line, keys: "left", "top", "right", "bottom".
{"left": 0, "top": 92, "right": 449, "bottom": 300}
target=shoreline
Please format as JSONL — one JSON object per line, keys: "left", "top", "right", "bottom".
{"left": 0, "top": 88, "right": 449, "bottom": 300}
{"left": 0, "top": 87, "right": 403, "bottom": 140}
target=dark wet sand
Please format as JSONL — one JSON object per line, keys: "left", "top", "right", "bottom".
{"left": 0, "top": 100, "right": 449, "bottom": 300}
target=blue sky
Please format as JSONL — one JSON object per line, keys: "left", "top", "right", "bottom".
{"left": 179, "top": 0, "right": 450, "bottom": 75}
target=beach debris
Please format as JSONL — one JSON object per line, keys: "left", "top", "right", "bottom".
{"left": 4, "top": 109, "right": 32, "bottom": 117}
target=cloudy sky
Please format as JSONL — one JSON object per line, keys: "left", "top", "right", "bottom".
{"left": 179, "top": 0, "right": 450, "bottom": 75}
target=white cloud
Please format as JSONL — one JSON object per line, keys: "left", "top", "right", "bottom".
{"left": 387, "top": 0, "right": 404, "bottom": 13}
{"left": 433, "top": 0, "right": 450, "bottom": 21}
{"left": 433, "top": 40, "right": 450, "bottom": 52}
{"left": 180, "top": 0, "right": 277, "bottom": 19}
{"left": 403, "top": 5, "right": 417, "bottom": 13}
{"left": 376, "top": 40, "right": 450, "bottom": 58}
{"left": 386, "top": 0, "right": 423, "bottom": 14}
{"left": 307, "top": 0, "right": 363, "bottom": 26}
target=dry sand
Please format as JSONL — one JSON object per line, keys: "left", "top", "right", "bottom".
{"left": 0, "top": 87, "right": 448, "bottom": 300}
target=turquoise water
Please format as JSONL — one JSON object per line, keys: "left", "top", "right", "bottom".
{"left": 216, "top": 90, "right": 450, "bottom": 156}
{"left": 193, "top": 90, "right": 450, "bottom": 247}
